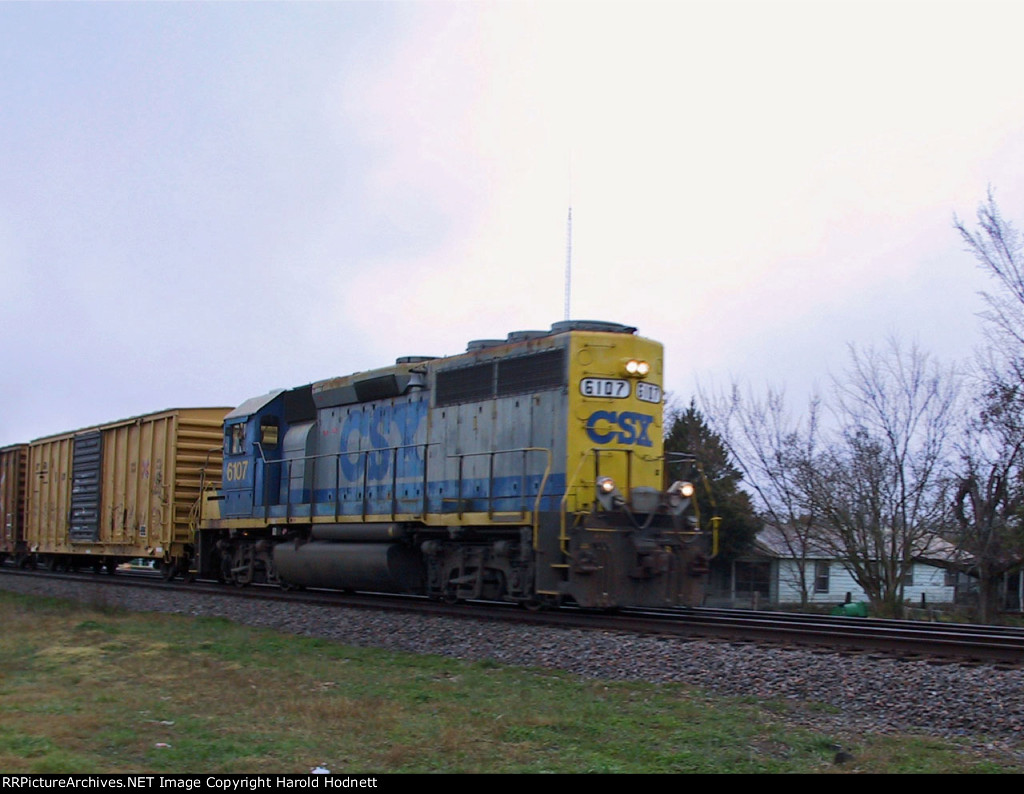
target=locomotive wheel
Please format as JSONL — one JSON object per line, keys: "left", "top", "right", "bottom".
{"left": 441, "top": 587, "right": 460, "bottom": 605}
{"left": 231, "top": 544, "right": 255, "bottom": 587}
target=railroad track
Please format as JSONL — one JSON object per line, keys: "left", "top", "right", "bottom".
{"left": 2, "top": 566, "right": 1022, "bottom": 667}
{"left": 619, "top": 606, "right": 1024, "bottom": 666}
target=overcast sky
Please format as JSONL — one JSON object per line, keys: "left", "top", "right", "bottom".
{"left": 2, "top": 0, "right": 1023, "bottom": 447}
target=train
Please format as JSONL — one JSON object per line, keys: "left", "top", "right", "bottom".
{"left": 0, "top": 320, "right": 712, "bottom": 609}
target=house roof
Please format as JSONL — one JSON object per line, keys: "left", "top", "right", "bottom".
{"left": 751, "top": 523, "right": 972, "bottom": 566}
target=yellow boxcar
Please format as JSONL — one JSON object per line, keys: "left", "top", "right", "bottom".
{"left": 0, "top": 444, "right": 28, "bottom": 563}
{"left": 25, "top": 407, "right": 229, "bottom": 574}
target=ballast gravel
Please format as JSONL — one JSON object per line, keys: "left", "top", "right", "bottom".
{"left": 3, "top": 575, "right": 1023, "bottom": 764}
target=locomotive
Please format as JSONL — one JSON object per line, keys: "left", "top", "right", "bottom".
{"left": 196, "top": 320, "right": 710, "bottom": 608}
{"left": 0, "top": 320, "right": 712, "bottom": 609}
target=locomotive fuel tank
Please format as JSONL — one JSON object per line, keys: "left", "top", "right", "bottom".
{"left": 273, "top": 540, "right": 424, "bottom": 593}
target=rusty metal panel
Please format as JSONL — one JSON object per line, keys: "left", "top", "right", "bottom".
{"left": 0, "top": 444, "right": 27, "bottom": 557}
{"left": 25, "top": 407, "right": 228, "bottom": 560}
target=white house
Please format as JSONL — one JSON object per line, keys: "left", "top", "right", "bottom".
{"left": 705, "top": 525, "right": 961, "bottom": 610}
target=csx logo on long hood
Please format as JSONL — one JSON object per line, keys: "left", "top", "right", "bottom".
{"left": 584, "top": 410, "right": 655, "bottom": 447}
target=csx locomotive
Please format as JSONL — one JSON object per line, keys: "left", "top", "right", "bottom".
{"left": 1, "top": 321, "right": 711, "bottom": 609}
{"left": 196, "top": 320, "right": 709, "bottom": 608}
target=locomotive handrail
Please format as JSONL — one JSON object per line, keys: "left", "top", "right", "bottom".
{"left": 255, "top": 442, "right": 433, "bottom": 521}
{"left": 445, "top": 447, "right": 552, "bottom": 527}
{"left": 558, "top": 447, "right": 642, "bottom": 554}
{"left": 594, "top": 447, "right": 633, "bottom": 497}
{"left": 253, "top": 442, "right": 552, "bottom": 526}
{"left": 560, "top": 452, "right": 594, "bottom": 549}
{"left": 664, "top": 451, "right": 721, "bottom": 555}
{"left": 191, "top": 446, "right": 225, "bottom": 531}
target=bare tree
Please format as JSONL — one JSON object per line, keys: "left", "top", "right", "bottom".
{"left": 955, "top": 188, "right": 1024, "bottom": 350}
{"left": 954, "top": 392, "right": 1024, "bottom": 623}
{"left": 952, "top": 190, "right": 1024, "bottom": 620}
{"left": 809, "top": 338, "right": 960, "bottom": 617}
{"left": 702, "top": 384, "right": 823, "bottom": 606}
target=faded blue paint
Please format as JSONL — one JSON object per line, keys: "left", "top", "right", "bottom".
{"left": 272, "top": 472, "right": 568, "bottom": 517}
{"left": 320, "top": 400, "right": 428, "bottom": 483}
{"left": 222, "top": 389, "right": 567, "bottom": 522}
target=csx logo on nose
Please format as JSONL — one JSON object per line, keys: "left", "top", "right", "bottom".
{"left": 585, "top": 411, "right": 654, "bottom": 447}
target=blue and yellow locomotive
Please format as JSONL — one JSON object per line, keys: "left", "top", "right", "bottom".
{"left": 197, "top": 320, "right": 710, "bottom": 608}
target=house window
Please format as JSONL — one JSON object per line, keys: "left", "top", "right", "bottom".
{"left": 902, "top": 568, "right": 914, "bottom": 587}
{"left": 814, "top": 561, "right": 830, "bottom": 594}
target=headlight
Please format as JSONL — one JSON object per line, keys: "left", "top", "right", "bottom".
{"left": 670, "top": 481, "right": 696, "bottom": 498}
{"left": 624, "top": 359, "right": 650, "bottom": 377}
{"left": 666, "top": 480, "right": 695, "bottom": 516}
{"left": 596, "top": 476, "right": 622, "bottom": 510}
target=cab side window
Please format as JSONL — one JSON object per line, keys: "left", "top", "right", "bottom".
{"left": 229, "top": 424, "right": 246, "bottom": 455}
{"left": 259, "top": 417, "right": 280, "bottom": 450}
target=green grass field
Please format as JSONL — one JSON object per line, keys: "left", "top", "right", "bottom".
{"left": 0, "top": 590, "right": 1019, "bottom": 774}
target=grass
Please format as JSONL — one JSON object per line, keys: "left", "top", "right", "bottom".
{"left": 0, "top": 590, "right": 1020, "bottom": 774}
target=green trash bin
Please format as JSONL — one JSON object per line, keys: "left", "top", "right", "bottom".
{"left": 830, "top": 601, "right": 869, "bottom": 617}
